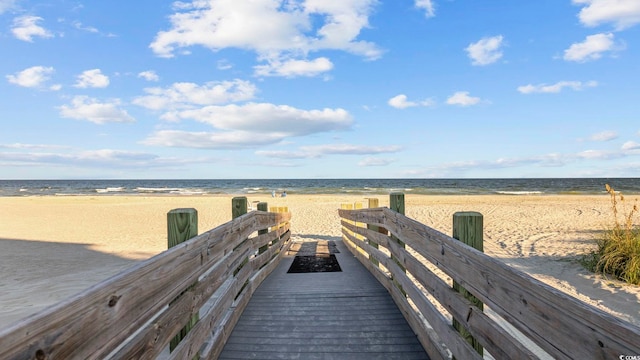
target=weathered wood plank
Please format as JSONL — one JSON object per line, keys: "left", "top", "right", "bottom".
{"left": 170, "top": 223, "right": 287, "bottom": 360}
{"left": 0, "top": 211, "right": 290, "bottom": 360}
{"left": 341, "top": 232, "right": 448, "bottom": 360}
{"left": 204, "top": 230, "right": 291, "bottom": 360}
{"left": 339, "top": 207, "right": 640, "bottom": 359}
{"left": 220, "top": 236, "right": 427, "bottom": 360}
{"left": 110, "top": 244, "right": 253, "bottom": 359}
{"left": 343, "top": 226, "right": 480, "bottom": 360}
{"left": 170, "top": 256, "right": 255, "bottom": 360}
{"left": 251, "top": 224, "right": 290, "bottom": 259}
{"left": 344, "top": 220, "right": 538, "bottom": 359}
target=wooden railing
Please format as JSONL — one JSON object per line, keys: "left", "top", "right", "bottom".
{"left": 0, "top": 201, "right": 291, "bottom": 360}
{"left": 339, "top": 198, "right": 640, "bottom": 360}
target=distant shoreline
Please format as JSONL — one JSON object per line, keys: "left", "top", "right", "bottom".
{"left": 1, "top": 178, "right": 638, "bottom": 197}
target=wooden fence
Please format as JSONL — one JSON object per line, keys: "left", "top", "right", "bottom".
{"left": 0, "top": 198, "right": 291, "bottom": 360}
{"left": 339, "top": 194, "right": 640, "bottom": 360}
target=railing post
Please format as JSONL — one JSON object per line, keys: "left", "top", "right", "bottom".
{"left": 167, "top": 208, "right": 199, "bottom": 354}
{"left": 389, "top": 193, "right": 406, "bottom": 294}
{"left": 257, "top": 202, "right": 269, "bottom": 254}
{"left": 389, "top": 193, "right": 406, "bottom": 248}
{"left": 232, "top": 197, "right": 249, "bottom": 279}
{"left": 452, "top": 211, "right": 484, "bottom": 356}
{"left": 367, "top": 198, "right": 380, "bottom": 266}
{"left": 232, "top": 197, "right": 248, "bottom": 219}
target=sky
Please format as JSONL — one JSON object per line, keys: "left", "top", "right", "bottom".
{"left": 1, "top": 0, "right": 640, "bottom": 180}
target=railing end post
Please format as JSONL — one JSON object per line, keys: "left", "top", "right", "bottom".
{"left": 452, "top": 211, "right": 484, "bottom": 356}
{"left": 232, "top": 196, "right": 248, "bottom": 219}
{"left": 389, "top": 193, "right": 405, "bottom": 215}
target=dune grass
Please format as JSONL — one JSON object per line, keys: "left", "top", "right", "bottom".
{"left": 581, "top": 184, "right": 640, "bottom": 285}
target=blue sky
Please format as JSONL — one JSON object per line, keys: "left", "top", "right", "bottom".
{"left": 1, "top": 0, "right": 639, "bottom": 179}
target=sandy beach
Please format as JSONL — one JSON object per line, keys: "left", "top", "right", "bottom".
{"left": 0, "top": 194, "right": 638, "bottom": 330}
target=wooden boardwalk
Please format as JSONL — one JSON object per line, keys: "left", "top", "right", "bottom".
{"left": 218, "top": 238, "right": 429, "bottom": 360}
{"left": 4, "top": 199, "right": 640, "bottom": 359}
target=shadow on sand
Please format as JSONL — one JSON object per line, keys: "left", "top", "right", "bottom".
{"left": 0, "top": 237, "right": 142, "bottom": 328}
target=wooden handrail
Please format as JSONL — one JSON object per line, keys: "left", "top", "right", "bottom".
{"left": 339, "top": 206, "right": 640, "bottom": 360}
{"left": 0, "top": 210, "right": 291, "bottom": 360}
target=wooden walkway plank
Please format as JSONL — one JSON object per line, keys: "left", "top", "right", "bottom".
{"left": 218, "top": 239, "right": 429, "bottom": 360}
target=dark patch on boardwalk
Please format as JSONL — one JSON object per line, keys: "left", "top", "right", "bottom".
{"left": 287, "top": 254, "right": 342, "bottom": 273}
{"left": 287, "top": 239, "right": 343, "bottom": 273}
{"left": 219, "top": 239, "right": 429, "bottom": 360}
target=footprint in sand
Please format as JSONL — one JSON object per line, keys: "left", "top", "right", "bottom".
{"left": 521, "top": 232, "right": 559, "bottom": 256}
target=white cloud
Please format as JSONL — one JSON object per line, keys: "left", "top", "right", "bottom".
{"left": 134, "top": 79, "right": 354, "bottom": 149}
{"left": 59, "top": 96, "right": 135, "bottom": 124}
{"left": 143, "top": 130, "right": 284, "bottom": 149}
{"left": 0, "top": 0, "right": 17, "bottom": 14}
{"left": 388, "top": 94, "right": 415, "bottom": 109}
{"left": 257, "top": 144, "right": 402, "bottom": 159}
{"left": 406, "top": 143, "right": 640, "bottom": 177}
{"left": 11, "top": 15, "right": 53, "bottom": 42}
{"left": 577, "top": 149, "right": 622, "bottom": 160}
{"left": 217, "top": 59, "right": 233, "bottom": 70}
{"left": 358, "top": 157, "right": 394, "bottom": 166}
{"left": 254, "top": 57, "right": 334, "bottom": 77}
{"left": 143, "top": 103, "right": 353, "bottom": 149}
{"left": 74, "top": 69, "right": 110, "bottom": 88}
{"left": 415, "top": 0, "right": 435, "bottom": 18}
{"left": 590, "top": 130, "right": 618, "bottom": 141}
{"left": 517, "top": 80, "right": 598, "bottom": 94}
{"left": 169, "top": 103, "right": 352, "bottom": 136}
{"left": 133, "top": 79, "right": 257, "bottom": 111}
{"left": 622, "top": 141, "right": 640, "bottom": 151}
{"left": 6, "top": 66, "right": 55, "bottom": 88}
{"left": 465, "top": 35, "right": 504, "bottom": 66}
{"left": 138, "top": 70, "right": 160, "bottom": 82}
{"left": 149, "top": 0, "right": 382, "bottom": 77}
{"left": 301, "top": 144, "right": 401, "bottom": 155}
{"left": 573, "top": 0, "right": 640, "bottom": 30}
{"left": 74, "top": 149, "right": 159, "bottom": 163}
{"left": 0, "top": 148, "right": 190, "bottom": 169}
{"left": 388, "top": 94, "right": 435, "bottom": 109}
{"left": 446, "top": 91, "right": 481, "bottom": 106}
{"left": 72, "top": 21, "right": 99, "bottom": 33}
{"left": 563, "top": 33, "right": 617, "bottom": 62}
{"left": 0, "top": 143, "right": 70, "bottom": 150}
{"left": 254, "top": 150, "right": 313, "bottom": 159}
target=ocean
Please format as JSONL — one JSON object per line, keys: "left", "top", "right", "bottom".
{"left": 0, "top": 178, "right": 638, "bottom": 197}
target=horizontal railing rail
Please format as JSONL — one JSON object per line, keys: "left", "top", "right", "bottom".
{"left": 0, "top": 207, "right": 291, "bottom": 360}
{"left": 339, "top": 204, "right": 640, "bottom": 360}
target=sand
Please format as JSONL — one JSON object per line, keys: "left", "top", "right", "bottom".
{"left": 0, "top": 194, "right": 638, "bottom": 330}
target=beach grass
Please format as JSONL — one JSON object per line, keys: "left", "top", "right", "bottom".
{"left": 581, "top": 184, "right": 640, "bottom": 285}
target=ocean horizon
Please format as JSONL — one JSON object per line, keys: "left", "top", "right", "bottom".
{"left": 1, "top": 178, "right": 639, "bottom": 197}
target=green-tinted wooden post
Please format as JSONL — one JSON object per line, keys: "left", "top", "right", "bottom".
{"left": 168, "top": 208, "right": 198, "bottom": 248}
{"left": 257, "top": 202, "right": 269, "bottom": 254}
{"left": 232, "top": 196, "right": 248, "bottom": 219}
{"left": 167, "top": 208, "right": 199, "bottom": 355}
{"left": 389, "top": 193, "right": 405, "bottom": 215}
{"left": 232, "top": 197, "right": 249, "bottom": 277}
{"left": 389, "top": 193, "right": 406, "bottom": 294}
{"left": 389, "top": 193, "right": 406, "bottom": 249}
{"left": 452, "top": 211, "right": 484, "bottom": 357}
